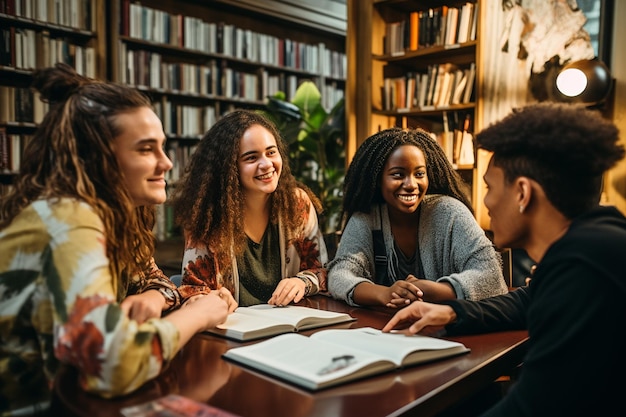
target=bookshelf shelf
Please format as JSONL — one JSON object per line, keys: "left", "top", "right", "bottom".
{"left": 108, "top": 0, "right": 346, "bottom": 241}
{"left": 372, "top": 102, "right": 475, "bottom": 117}
{"left": 0, "top": 173, "right": 17, "bottom": 185}
{"left": 0, "top": 0, "right": 346, "bottom": 238}
{"left": 0, "top": 13, "right": 96, "bottom": 38}
{"left": 120, "top": 36, "right": 346, "bottom": 82}
{"left": 348, "top": 0, "right": 481, "bottom": 208}
{"left": 136, "top": 86, "right": 267, "bottom": 106}
{"left": 0, "top": 122, "right": 38, "bottom": 132}
{"left": 372, "top": 40, "right": 476, "bottom": 63}
{"left": 0, "top": 66, "right": 33, "bottom": 76}
{"left": 0, "top": 0, "right": 107, "bottom": 197}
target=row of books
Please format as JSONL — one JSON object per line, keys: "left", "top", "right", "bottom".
{"left": 382, "top": 62, "right": 475, "bottom": 111}
{"left": 0, "top": 86, "right": 48, "bottom": 124}
{"left": 0, "top": 129, "right": 32, "bottom": 173}
{"left": 119, "top": 45, "right": 341, "bottom": 106}
{"left": 121, "top": 47, "right": 264, "bottom": 100}
{"left": 154, "top": 203, "right": 177, "bottom": 242}
{"left": 163, "top": 141, "right": 198, "bottom": 185}
{"left": 263, "top": 74, "right": 343, "bottom": 109}
{"left": 384, "top": 2, "right": 478, "bottom": 55}
{"left": 122, "top": 1, "right": 346, "bottom": 80}
{"left": 1, "top": 0, "right": 96, "bottom": 31}
{"left": 1, "top": 72, "right": 341, "bottom": 141}
{"left": 153, "top": 101, "right": 217, "bottom": 139}
{"left": 435, "top": 112, "right": 475, "bottom": 169}
{"left": 321, "top": 82, "right": 345, "bottom": 112}
{"left": 0, "top": 27, "right": 96, "bottom": 76}
{"left": 153, "top": 140, "right": 195, "bottom": 240}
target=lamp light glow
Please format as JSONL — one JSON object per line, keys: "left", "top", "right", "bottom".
{"left": 556, "top": 68, "right": 587, "bottom": 97}
{"left": 553, "top": 58, "right": 612, "bottom": 105}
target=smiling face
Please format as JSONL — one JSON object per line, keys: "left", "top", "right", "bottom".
{"left": 381, "top": 145, "right": 429, "bottom": 217}
{"left": 237, "top": 124, "right": 282, "bottom": 197}
{"left": 111, "top": 107, "right": 172, "bottom": 207}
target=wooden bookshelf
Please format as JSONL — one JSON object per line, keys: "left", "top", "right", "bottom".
{"left": 346, "top": 0, "right": 484, "bottom": 214}
{"left": 0, "top": 0, "right": 346, "bottom": 240}
{"left": 0, "top": 0, "right": 107, "bottom": 195}
{"left": 107, "top": 0, "right": 347, "bottom": 240}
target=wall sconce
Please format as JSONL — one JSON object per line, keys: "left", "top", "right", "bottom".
{"left": 554, "top": 58, "right": 613, "bottom": 106}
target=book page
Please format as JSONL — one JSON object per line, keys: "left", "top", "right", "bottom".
{"left": 235, "top": 304, "right": 354, "bottom": 330}
{"left": 213, "top": 311, "right": 291, "bottom": 334}
{"left": 311, "top": 327, "right": 469, "bottom": 367}
{"left": 223, "top": 333, "right": 394, "bottom": 390}
{"left": 208, "top": 305, "right": 354, "bottom": 341}
{"left": 458, "top": 131, "right": 475, "bottom": 167}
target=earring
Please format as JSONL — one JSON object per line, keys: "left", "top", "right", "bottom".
{"left": 519, "top": 205, "right": 525, "bottom": 214}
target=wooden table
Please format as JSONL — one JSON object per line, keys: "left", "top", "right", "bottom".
{"left": 51, "top": 296, "right": 528, "bottom": 417}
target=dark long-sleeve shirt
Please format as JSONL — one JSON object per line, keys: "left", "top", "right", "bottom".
{"left": 442, "top": 206, "right": 626, "bottom": 417}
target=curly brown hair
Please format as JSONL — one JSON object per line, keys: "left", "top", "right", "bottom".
{"left": 341, "top": 127, "right": 472, "bottom": 226}
{"left": 170, "top": 109, "right": 321, "bottom": 272}
{"left": 0, "top": 63, "right": 157, "bottom": 293}
{"left": 477, "top": 102, "right": 624, "bottom": 219}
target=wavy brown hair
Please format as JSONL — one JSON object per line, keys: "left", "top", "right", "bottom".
{"left": 170, "top": 109, "right": 321, "bottom": 272}
{"left": 0, "top": 63, "right": 156, "bottom": 295}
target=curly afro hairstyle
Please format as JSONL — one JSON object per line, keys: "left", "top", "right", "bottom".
{"left": 476, "top": 102, "right": 623, "bottom": 219}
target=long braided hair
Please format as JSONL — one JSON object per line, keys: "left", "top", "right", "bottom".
{"left": 0, "top": 63, "right": 156, "bottom": 294}
{"left": 341, "top": 127, "right": 472, "bottom": 227}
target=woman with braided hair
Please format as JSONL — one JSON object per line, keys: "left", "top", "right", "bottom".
{"left": 328, "top": 127, "right": 507, "bottom": 309}
{"left": 0, "top": 63, "right": 236, "bottom": 415}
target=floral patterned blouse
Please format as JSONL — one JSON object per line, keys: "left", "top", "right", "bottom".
{"left": 181, "top": 188, "right": 328, "bottom": 303}
{"left": 0, "top": 198, "right": 182, "bottom": 413}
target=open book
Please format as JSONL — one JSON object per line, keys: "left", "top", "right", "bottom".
{"left": 222, "top": 327, "right": 470, "bottom": 390}
{"left": 205, "top": 304, "right": 355, "bottom": 341}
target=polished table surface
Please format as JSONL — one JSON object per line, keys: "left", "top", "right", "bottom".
{"left": 52, "top": 296, "right": 528, "bottom": 417}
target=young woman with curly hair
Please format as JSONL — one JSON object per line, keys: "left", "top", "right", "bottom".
{"left": 0, "top": 63, "right": 236, "bottom": 415}
{"left": 171, "top": 110, "right": 327, "bottom": 307}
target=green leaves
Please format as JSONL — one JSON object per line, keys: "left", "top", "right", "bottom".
{"left": 262, "top": 81, "right": 346, "bottom": 233}
{"left": 292, "top": 81, "right": 322, "bottom": 117}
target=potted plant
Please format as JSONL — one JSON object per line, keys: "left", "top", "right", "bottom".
{"left": 262, "top": 81, "right": 345, "bottom": 250}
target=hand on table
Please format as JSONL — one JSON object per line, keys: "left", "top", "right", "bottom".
{"left": 382, "top": 301, "right": 456, "bottom": 335}
{"left": 386, "top": 275, "right": 423, "bottom": 309}
{"left": 268, "top": 277, "right": 308, "bottom": 306}
{"left": 183, "top": 287, "right": 238, "bottom": 329}
{"left": 184, "top": 287, "right": 237, "bottom": 311}
{"left": 120, "top": 289, "right": 167, "bottom": 323}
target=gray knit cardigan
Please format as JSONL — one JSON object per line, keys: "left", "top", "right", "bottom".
{"left": 327, "top": 195, "right": 508, "bottom": 306}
